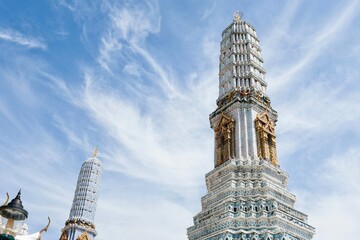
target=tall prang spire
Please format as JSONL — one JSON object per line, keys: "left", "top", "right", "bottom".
{"left": 187, "top": 12, "right": 315, "bottom": 240}
{"left": 60, "top": 149, "right": 103, "bottom": 240}
{"left": 212, "top": 11, "right": 278, "bottom": 167}
{"left": 218, "top": 11, "right": 267, "bottom": 101}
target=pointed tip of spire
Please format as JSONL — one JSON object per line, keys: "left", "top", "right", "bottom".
{"left": 233, "top": 10, "right": 244, "bottom": 23}
{"left": 92, "top": 147, "right": 99, "bottom": 158}
{"left": 16, "top": 189, "right": 21, "bottom": 199}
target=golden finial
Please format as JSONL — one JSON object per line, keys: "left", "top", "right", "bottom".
{"left": 233, "top": 10, "right": 243, "bottom": 23}
{"left": 92, "top": 147, "right": 99, "bottom": 158}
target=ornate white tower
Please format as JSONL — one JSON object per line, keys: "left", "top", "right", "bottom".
{"left": 60, "top": 149, "right": 103, "bottom": 240}
{"left": 187, "top": 12, "right": 315, "bottom": 240}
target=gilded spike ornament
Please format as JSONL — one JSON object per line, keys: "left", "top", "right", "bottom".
{"left": 233, "top": 10, "right": 243, "bottom": 23}
{"left": 92, "top": 148, "right": 99, "bottom": 158}
{"left": 76, "top": 232, "right": 90, "bottom": 240}
{"left": 187, "top": 13, "right": 315, "bottom": 240}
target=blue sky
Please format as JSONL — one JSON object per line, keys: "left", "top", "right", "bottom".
{"left": 0, "top": 0, "right": 360, "bottom": 239}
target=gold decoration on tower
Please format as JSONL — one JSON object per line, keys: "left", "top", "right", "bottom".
{"left": 255, "top": 112, "right": 278, "bottom": 165}
{"left": 233, "top": 10, "right": 243, "bottom": 23}
{"left": 214, "top": 114, "right": 235, "bottom": 167}
{"left": 60, "top": 231, "right": 68, "bottom": 240}
{"left": 92, "top": 147, "right": 99, "bottom": 158}
{"left": 76, "top": 232, "right": 90, "bottom": 240}
{"left": 1, "top": 192, "right": 9, "bottom": 207}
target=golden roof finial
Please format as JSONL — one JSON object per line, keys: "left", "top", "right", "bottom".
{"left": 233, "top": 10, "right": 243, "bottom": 23}
{"left": 93, "top": 147, "right": 99, "bottom": 158}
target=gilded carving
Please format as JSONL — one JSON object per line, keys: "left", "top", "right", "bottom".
{"left": 214, "top": 114, "right": 235, "bottom": 167}
{"left": 59, "top": 232, "right": 68, "bottom": 240}
{"left": 255, "top": 112, "right": 278, "bottom": 165}
{"left": 76, "top": 232, "right": 90, "bottom": 240}
{"left": 92, "top": 147, "right": 99, "bottom": 158}
{"left": 65, "top": 219, "right": 95, "bottom": 230}
{"left": 233, "top": 10, "right": 243, "bottom": 22}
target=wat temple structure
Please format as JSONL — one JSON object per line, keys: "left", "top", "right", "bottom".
{"left": 0, "top": 191, "right": 50, "bottom": 240}
{"left": 59, "top": 149, "right": 103, "bottom": 240}
{"left": 187, "top": 12, "right": 315, "bottom": 240}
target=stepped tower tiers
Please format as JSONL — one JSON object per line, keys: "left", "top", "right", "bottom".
{"left": 60, "top": 149, "right": 103, "bottom": 240}
{"left": 187, "top": 12, "right": 315, "bottom": 240}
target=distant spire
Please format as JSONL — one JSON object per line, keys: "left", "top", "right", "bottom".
{"left": 0, "top": 189, "right": 28, "bottom": 220}
{"left": 61, "top": 149, "right": 103, "bottom": 240}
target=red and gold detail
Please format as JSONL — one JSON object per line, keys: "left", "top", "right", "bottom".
{"left": 255, "top": 112, "right": 278, "bottom": 165}
{"left": 65, "top": 219, "right": 95, "bottom": 230}
{"left": 214, "top": 114, "right": 235, "bottom": 167}
{"left": 217, "top": 88, "right": 270, "bottom": 108}
{"left": 59, "top": 232, "right": 68, "bottom": 240}
{"left": 76, "top": 232, "right": 90, "bottom": 240}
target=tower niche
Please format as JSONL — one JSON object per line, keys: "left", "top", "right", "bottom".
{"left": 214, "top": 114, "right": 235, "bottom": 167}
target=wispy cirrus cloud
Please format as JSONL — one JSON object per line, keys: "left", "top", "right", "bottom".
{"left": 79, "top": 0, "right": 219, "bottom": 190}
{"left": 294, "top": 148, "right": 360, "bottom": 239}
{"left": 96, "top": 197, "right": 193, "bottom": 240}
{"left": 0, "top": 55, "right": 81, "bottom": 235}
{"left": 0, "top": 28, "right": 46, "bottom": 50}
{"left": 59, "top": 4, "right": 223, "bottom": 237}
{"left": 201, "top": 1, "right": 217, "bottom": 20}
{"left": 97, "top": 1, "right": 167, "bottom": 90}
{"left": 80, "top": 67, "right": 213, "bottom": 194}
{"left": 260, "top": 0, "right": 360, "bottom": 160}
{"left": 58, "top": 0, "right": 75, "bottom": 11}
{"left": 265, "top": 0, "right": 359, "bottom": 93}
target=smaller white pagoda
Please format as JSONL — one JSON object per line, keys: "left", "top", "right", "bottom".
{"left": 59, "top": 149, "right": 103, "bottom": 240}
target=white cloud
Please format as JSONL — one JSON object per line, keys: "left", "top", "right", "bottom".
{"left": 130, "top": 43, "right": 180, "bottom": 97}
{"left": 0, "top": 28, "right": 47, "bottom": 50}
{"left": 294, "top": 148, "right": 360, "bottom": 239}
{"left": 96, "top": 1, "right": 181, "bottom": 98}
{"left": 80, "top": 70, "right": 214, "bottom": 194}
{"left": 201, "top": 1, "right": 217, "bottom": 20}
{"left": 259, "top": 0, "right": 360, "bottom": 162}
{"left": 58, "top": 0, "right": 75, "bottom": 11}
{"left": 123, "top": 63, "right": 141, "bottom": 77}
{"left": 57, "top": 1, "right": 221, "bottom": 205}
{"left": 96, "top": 197, "right": 193, "bottom": 240}
{"left": 277, "top": 78, "right": 360, "bottom": 137}
{"left": 265, "top": 1, "right": 359, "bottom": 93}
{"left": 98, "top": 0, "right": 160, "bottom": 69}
